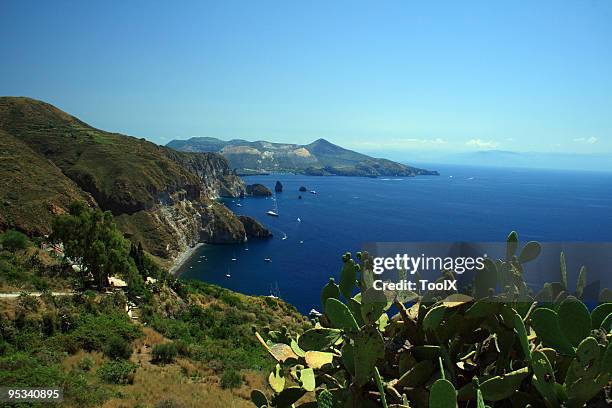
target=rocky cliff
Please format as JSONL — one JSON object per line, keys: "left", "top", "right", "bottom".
{"left": 0, "top": 97, "right": 253, "bottom": 266}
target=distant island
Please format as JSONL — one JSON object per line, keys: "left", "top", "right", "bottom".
{"left": 167, "top": 137, "right": 439, "bottom": 177}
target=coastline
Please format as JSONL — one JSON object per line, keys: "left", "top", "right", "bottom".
{"left": 169, "top": 243, "right": 204, "bottom": 275}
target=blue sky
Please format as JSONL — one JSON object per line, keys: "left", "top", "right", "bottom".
{"left": 1, "top": 0, "right": 611, "bottom": 159}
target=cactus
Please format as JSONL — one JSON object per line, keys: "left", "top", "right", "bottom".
{"left": 530, "top": 308, "right": 575, "bottom": 355}
{"left": 250, "top": 232, "right": 610, "bottom": 407}
{"left": 251, "top": 390, "right": 269, "bottom": 408}
{"left": 560, "top": 251, "right": 568, "bottom": 290}
{"left": 531, "top": 350, "right": 558, "bottom": 405}
{"left": 591, "top": 302, "right": 612, "bottom": 329}
{"left": 518, "top": 241, "right": 541, "bottom": 263}
{"left": 374, "top": 366, "right": 389, "bottom": 408}
{"left": 557, "top": 296, "right": 591, "bottom": 347}
{"left": 325, "top": 297, "right": 359, "bottom": 331}
{"left": 576, "top": 266, "right": 587, "bottom": 299}
{"left": 320, "top": 278, "right": 340, "bottom": 310}
{"left": 338, "top": 252, "right": 358, "bottom": 299}
{"left": 353, "top": 324, "right": 385, "bottom": 386}
{"left": 268, "top": 363, "right": 285, "bottom": 393}
{"left": 297, "top": 328, "right": 342, "bottom": 351}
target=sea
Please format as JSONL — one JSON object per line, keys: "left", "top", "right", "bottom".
{"left": 177, "top": 164, "right": 612, "bottom": 313}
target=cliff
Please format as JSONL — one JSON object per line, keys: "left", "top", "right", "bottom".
{"left": 0, "top": 97, "right": 250, "bottom": 264}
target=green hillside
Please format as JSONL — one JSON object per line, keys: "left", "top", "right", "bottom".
{"left": 0, "top": 129, "right": 93, "bottom": 235}
{"left": 0, "top": 97, "right": 240, "bottom": 215}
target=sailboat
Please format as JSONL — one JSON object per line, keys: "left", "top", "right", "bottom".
{"left": 297, "top": 217, "right": 301, "bottom": 222}
{"left": 225, "top": 266, "right": 231, "bottom": 278}
{"left": 267, "top": 195, "right": 279, "bottom": 217}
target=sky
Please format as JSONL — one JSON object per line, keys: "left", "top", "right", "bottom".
{"left": 1, "top": 0, "right": 611, "bottom": 161}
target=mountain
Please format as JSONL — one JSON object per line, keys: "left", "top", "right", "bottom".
{"left": 167, "top": 137, "right": 439, "bottom": 177}
{"left": 0, "top": 97, "right": 251, "bottom": 264}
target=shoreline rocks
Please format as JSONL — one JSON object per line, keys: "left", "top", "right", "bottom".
{"left": 246, "top": 183, "right": 273, "bottom": 197}
{"left": 238, "top": 215, "right": 272, "bottom": 239}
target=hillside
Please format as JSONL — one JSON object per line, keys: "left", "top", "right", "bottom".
{"left": 0, "top": 129, "right": 96, "bottom": 235}
{"left": 0, "top": 97, "right": 251, "bottom": 262}
{"left": 167, "top": 136, "right": 439, "bottom": 177}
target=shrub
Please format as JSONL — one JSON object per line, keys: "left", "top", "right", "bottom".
{"left": 77, "top": 356, "right": 94, "bottom": 371}
{"left": 0, "top": 230, "right": 30, "bottom": 252}
{"left": 97, "top": 360, "right": 136, "bottom": 384}
{"left": 220, "top": 368, "right": 242, "bottom": 389}
{"left": 151, "top": 342, "right": 178, "bottom": 364}
{"left": 104, "top": 335, "right": 133, "bottom": 360}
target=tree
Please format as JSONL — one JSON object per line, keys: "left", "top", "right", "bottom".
{"left": 51, "top": 202, "right": 137, "bottom": 289}
{"left": 0, "top": 230, "right": 30, "bottom": 252}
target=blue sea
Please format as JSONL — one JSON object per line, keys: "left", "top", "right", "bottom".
{"left": 178, "top": 164, "right": 612, "bottom": 313}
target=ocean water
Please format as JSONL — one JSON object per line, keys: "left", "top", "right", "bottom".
{"left": 178, "top": 164, "right": 612, "bottom": 313}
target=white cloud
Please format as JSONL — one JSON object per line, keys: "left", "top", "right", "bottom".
{"left": 466, "top": 139, "right": 499, "bottom": 149}
{"left": 573, "top": 137, "right": 598, "bottom": 144}
{"left": 390, "top": 138, "right": 448, "bottom": 145}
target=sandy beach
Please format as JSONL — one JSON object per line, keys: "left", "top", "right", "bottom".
{"left": 169, "top": 243, "right": 204, "bottom": 275}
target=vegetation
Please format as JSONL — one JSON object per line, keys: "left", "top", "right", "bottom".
{"left": 51, "top": 201, "right": 142, "bottom": 290}
{"left": 0, "top": 205, "right": 307, "bottom": 407}
{"left": 250, "top": 232, "right": 611, "bottom": 407}
{"left": 0, "top": 230, "right": 30, "bottom": 251}
{"left": 152, "top": 342, "right": 178, "bottom": 364}
{"left": 0, "top": 97, "right": 244, "bottom": 262}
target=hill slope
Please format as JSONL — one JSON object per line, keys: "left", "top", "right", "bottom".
{"left": 0, "top": 97, "right": 250, "bottom": 262}
{"left": 167, "top": 137, "right": 438, "bottom": 177}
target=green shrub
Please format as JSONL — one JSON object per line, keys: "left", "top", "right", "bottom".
{"left": 152, "top": 342, "right": 178, "bottom": 364}
{"left": 0, "top": 230, "right": 30, "bottom": 251}
{"left": 97, "top": 360, "right": 136, "bottom": 384}
{"left": 77, "top": 356, "right": 94, "bottom": 371}
{"left": 104, "top": 335, "right": 133, "bottom": 360}
{"left": 220, "top": 368, "right": 242, "bottom": 389}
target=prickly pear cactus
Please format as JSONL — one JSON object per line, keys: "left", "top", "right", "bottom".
{"left": 249, "top": 232, "right": 611, "bottom": 408}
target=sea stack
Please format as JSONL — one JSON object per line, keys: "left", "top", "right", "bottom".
{"left": 299, "top": 186, "right": 307, "bottom": 192}
{"left": 275, "top": 181, "right": 283, "bottom": 193}
{"left": 246, "top": 184, "right": 273, "bottom": 197}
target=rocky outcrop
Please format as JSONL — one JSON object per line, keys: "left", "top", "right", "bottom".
{"left": 275, "top": 181, "right": 283, "bottom": 193}
{"left": 116, "top": 198, "right": 246, "bottom": 261}
{"left": 246, "top": 184, "right": 273, "bottom": 197}
{"left": 299, "top": 186, "right": 307, "bottom": 192}
{"left": 238, "top": 215, "right": 272, "bottom": 238}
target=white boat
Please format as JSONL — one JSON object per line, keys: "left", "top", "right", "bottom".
{"left": 225, "top": 273, "right": 231, "bottom": 277}
{"left": 231, "top": 258, "right": 237, "bottom": 261}
{"left": 236, "top": 203, "right": 242, "bottom": 207}
{"left": 264, "top": 258, "right": 272, "bottom": 262}
{"left": 282, "top": 235, "right": 287, "bottom": 240}
{"left": 267, "top": 195, "right": 279, "bottom": 216}
{"left": 297, "top": 217, "right": 301, "bottom": 222}
{"left": 310, "top": 190, "right": 317, "bottom": 194}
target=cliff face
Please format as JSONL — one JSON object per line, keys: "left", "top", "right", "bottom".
{"left": 0, "top": 97, "right": 250, "bottom": 264}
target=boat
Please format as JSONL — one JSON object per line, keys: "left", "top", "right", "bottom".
{"left": 297, "top": 217, "right": 301, "bottom": 222}
{"left": 236, "top": 203, "right": 242, "bottom": 207}
{"left": 267, "top": 195, "right": 279, "bottom": 216}
{"left": 264, "top": 258, "right": 272, "bottom": 262}
{"left": 299, "top": 240, "right": 304, "bottom": 244}
{"left": 225, "top": 266, "right": 231, "bottom": 278}
{"left": 309, "top": 190, "right": 317, "bottom": 194}
{"left": 281, "top": 233, "right": 287, "bottom": 240}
